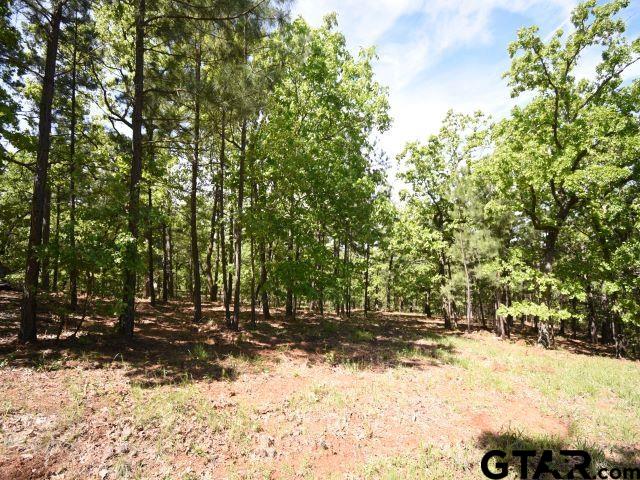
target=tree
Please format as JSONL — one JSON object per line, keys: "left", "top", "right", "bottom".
{"left": 19, "top": 0, "right": 66, "bottom": 342}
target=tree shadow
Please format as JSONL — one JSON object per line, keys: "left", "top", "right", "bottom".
{"left": 0, "top": 292, "right": 462, "bottom": 385}
{"left": 245, "top": 310, "right": 461, "bottom": 369}
{"left": 458, "top": 316, "right": 625, "bottom": 359}
{"left": 0, "top": 294, "right": 241, "bottom": 387}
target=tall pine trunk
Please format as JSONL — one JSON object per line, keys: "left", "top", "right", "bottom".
{"left": 41, "top": 184, "right": 52, "bottom": 291}
{"left": 52, "top": 186, "right": 61, "bottom": 290}
{"left": 439, "top": 253, "right": 451, "bottom": 329}
{"left": 232, "top": 119, "right": 247, "bottom": 330}
{"left": 168, "top": 224, "right": 174, "bottom": 297}
{"left": 226, "top": 212, "right": 234, "bottom": 323}
{"left": 250, "top": 235, "right": 256, "bottom": 325}
{"left": 219, "top": 111, "right": 230, "bottom": 323}
{"left": 363, "top": 243, "right": 370, "bottom": 316}
{"left": 68, "top": 11, "right": 79, "bottom": 311}
{"left": 259, "top": 239, "right": 270, "bottom": 319}
{"left": 190, "top": 43, "right": 202, "bottom": 323}
{"left": 206, "top": 181, "right": 218, "bottom": 301}
{"left": 249, "top": 181, "right": 257, "bottom": 325}
{"left": 386, "top": 252, "right": 393, "bottom": 311}
{"left": 146, "top": 182, "right": 155, "bottom": 305}
{"left": 20, "top": 0, "right": 64, "bottom": 342}
{"left": 459, "top": 233, "right": 472, "bottom": 331}
{"left": 118, "top": 0, "right": 145, "bottom": 336}
{"left": 162, "top": 221, "right": 169, "bottom": 302}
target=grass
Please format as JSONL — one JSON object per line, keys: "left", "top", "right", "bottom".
{"left": 287, "top": 382, "right": 349, "bottom": 413}
{"left": 60, "top": 378, "right": 88, "bottom": 430}
{"left": 445, "top": 334, "right": 640, "bottom": 445}
{"left": 361, "top": 443, "right": 479, "bottom": 480}
{"left": 130, "top": 382, "right": 261, "bottom": 456}
{"left": 1, "top": 300, "right": 638, "bottom": 479}
{"left": 351, "top": 328, "right": 375, "bottom": 342}
{"left": 189, "top": 343, "right": 210, "bottom": 361}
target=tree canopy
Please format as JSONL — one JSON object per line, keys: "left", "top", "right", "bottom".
{"left": 0, "top": 0, "right": 638, "bottom": 358}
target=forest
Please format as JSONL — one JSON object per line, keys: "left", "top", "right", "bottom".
{"left": 1, "top": 0, "right": 639, "bottom": 354}
{"left": 0, "top": 0, "right": 639, "bottom": 478}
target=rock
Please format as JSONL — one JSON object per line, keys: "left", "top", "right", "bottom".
{"left": 117, "top": 442, "right": 130, "bottom": 454}
{"left": 99, "top": 469, "right": 109, "bottom": 480}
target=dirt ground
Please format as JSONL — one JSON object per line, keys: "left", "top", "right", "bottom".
{"left": 0, "top": 291, "right": 638, "bottom": 479}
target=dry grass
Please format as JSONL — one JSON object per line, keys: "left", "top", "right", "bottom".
{"left": 0, "top": 292, "right": 638, "bottom": 479}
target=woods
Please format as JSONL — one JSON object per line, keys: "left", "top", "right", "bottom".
{"left": 1, "top": 0, "right": 640, "bottom": 478}
{"left": 0, "top": 0, "right": 638, "bottom": 353}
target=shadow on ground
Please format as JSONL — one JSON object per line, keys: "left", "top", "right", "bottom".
{"left": 0, "top": 291, "right": 459, "bottom": 387}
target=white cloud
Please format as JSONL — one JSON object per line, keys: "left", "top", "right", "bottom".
{"left": 291, "top": 0, "right": 640, "bottom": 194}
{"left": 292, "top": 1, "right": 576, "bottom": 153}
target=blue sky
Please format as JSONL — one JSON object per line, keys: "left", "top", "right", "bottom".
{"left": 292, "top": 0, "right": 640, "bottom": 165}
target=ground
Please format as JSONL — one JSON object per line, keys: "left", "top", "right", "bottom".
{"left": 0, "top": 291, "right": 639, "bottom": 479}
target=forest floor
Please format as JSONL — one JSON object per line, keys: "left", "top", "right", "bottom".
{"left": 0, "top": 290, "right": 639, "bottom": 480}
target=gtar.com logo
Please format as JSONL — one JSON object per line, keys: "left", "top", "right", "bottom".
{"left": 480, "top": 450, "right": 640, "bottom": 479}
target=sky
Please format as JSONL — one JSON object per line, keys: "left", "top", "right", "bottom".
{"left": 291, "top": 0, "right": 640, "bottom": 171}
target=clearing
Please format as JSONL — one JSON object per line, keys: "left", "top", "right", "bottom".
{"left": 1, "top": 291, "right": 639, "bottom": 479}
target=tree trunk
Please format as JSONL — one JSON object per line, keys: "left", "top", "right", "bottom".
{"left": 459, "top": 234, "right": 472, "bottom": 332}
{"left": 334, "top": 239, "right": 340, "bottom": 315}
{"left": 285, "top": 195, "right": 294, "bottom": 318}
{"left": 259, "top": 239, "right": 270, "bottom": 319}
{"left": 219, "top": 111, "right": 230, "bottom": 323}
{"left": 294, "top": 244, "right": 300, "bottom": 320}
{"left": 146, "top": 182, "right": 155, "bottom": 305}
{"left": 190, "top": 42, "right": 202, "bottom": 323}
{"left": 226, "top": 212, "right": 234, "bottom": 323}
{"left": 538, "top": 229, "right": 559, "bottom": 347}
{"left": 587, "top": 284, "right": 597, "bottom": 343}
{"left": 206, "top": 182, "right": 218, "bottom": 301}
{"left": 41, "top": 184, "right": 52, "bottom": 291}
{"left": 386, "top": 252, "right": 393, "bottom": 311}
{"left": 20, "top": 0, "right": 64, "bottom": 342}
{"left": 69, "top": 11, "right": 79, "bottom": 311}
{"left": 52, "top": 186, "right": 61, "bottom": 290}
{"left": 250, "top": 235, "right": 256, "bottom": 325}
{"left": 285, "top": 232, "right": 294, "bottom": 317}
{"left": 423, "top": 290, "right": 432, "bottom": 317}
{"left": 495, "top": 291, "right": 507, "bottom": 340}
{"left": 168, "top": 224, "right": 174, "bottom": 298}
{"left": 317, "top": 230, "right": 325, "bottom": 317}
{"left": 439, "top": 253, "right": 451, "bottom": 330}
{"left": 162, "top": 221, "right": 169, "bottom": 302}
{"left": 118, "top": 0, "right": 145, "bottom": 337}
{"left": 344, "top": 236, "right": 351, "bottom": 318}
{"left": 363, "top": 243, "right": 370, "bottom": 317}
{"left": 249, "top": 181, "right": 257, "bottom": 325}
{"left": 479, "top": 288, "right": 486, "bottom": 328}
{"left": 186, "top": 258, "right": 193, "bottom": 299}
{"left": 213, "top": 233, "right": 220, "bottom": 301}
{"left": 232, "top": 119, "right": 247, "bottom": 330}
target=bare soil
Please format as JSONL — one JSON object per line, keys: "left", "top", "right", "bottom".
{"left": 0, "top": 291, "right": 637, "bottom": 479}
